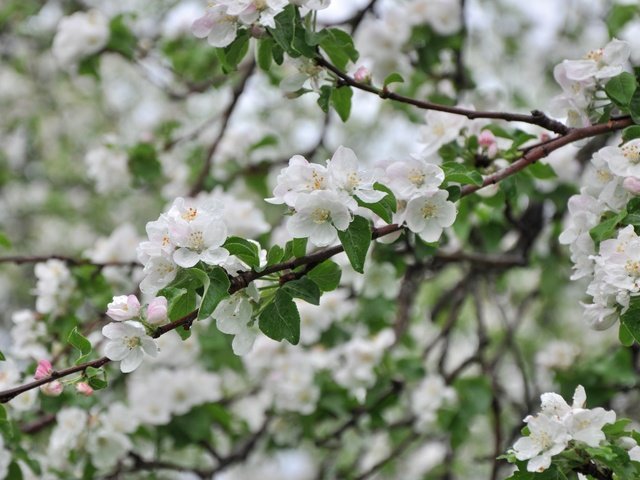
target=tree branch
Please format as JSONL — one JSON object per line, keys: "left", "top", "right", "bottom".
{"left": 315, "top": 56, "right": 570, "bottom": 134}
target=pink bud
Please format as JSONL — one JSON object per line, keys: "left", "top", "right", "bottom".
{"left": 146, "top": 296, "right": 168, "bottom": 325}
{"left": 75, "top": 382, "right": 94, "bottom": 396}
{"left": 34, "top": 359, "right": 53, "bottom": 380}
{"left": 540, "top": 133, "right": 551, "bottom": 142}
{"left": 623, "top": 176, "right": 640, "bottom": 195}
{"left": 106, "top": 294, "right": 141, "bottom": 321}
{"left": 478, "top": 130, "right": 496, "bottom": 148}
{"left": 40, "top": 380, "right": 64, "bottom": 397}
{"left": 354, "top": 66, "right": 371, "bottom": 84}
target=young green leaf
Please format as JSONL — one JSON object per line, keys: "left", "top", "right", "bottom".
{"left": 198, "top": 266, "right": 231, "bottom": 320}
{"left": 356, "top": 184, "right": 395, "bottom": 224}
{"left": 259, "top": 289, "right": 300, "bottom": 344}
{"left": 383, "top": 72, "right": 405, "bottom": 88}
{"left": 281, "top": 277, "right": 321, "bottom": 305}
{"left": 337, "top": 215, "right": 371, "bottom": 274}
{"left": 331, "top": 86, "right": 353, "bottom": 122}
{"left": 68, "top": 327, "right": 92, "bottom": 364}
{"left": 307, "top": 260, "right": 342, "bottom": 291}
{"left": 605, "top": 72, "right": 637, "bottom": 107}
{"left": 223, "top": 236, "right": 260, "bottom": 269}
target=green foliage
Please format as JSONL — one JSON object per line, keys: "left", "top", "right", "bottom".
{"left": 259, "top": 289, "right": 300, "bottom": 344}
{"left": 256, "top": 38, "right": 274, "bottom": 71}
{"left": 383, "top": 73, "right": 405, "bottom": 88}
{"left": 161, "top": 37, "right": 220, "bottom": 83}
{"left": 306, "top": 260, "right": 342, "bottom": 292}
{"left": 620, "top": 296, "right": 640, "bottom": 345}
{"left": 268, "top": 5, "right": 316, "bottom": 58}
{"left": 356, "top": 183, "right": 396, "bottom": 224}
{"left": 199, "top": 266, "right": 231, "bottom": 320}
{"left": 85, "top": 366, "right": 108, "bottom": 390}
{"left": 106, "top": 14, "right": 137, "bottom": 59}
{"left": 217, "top": 30, "right": 250, "bottom": 73}
{"left": 622, "top": 125, "right": 640, "bottom": 142}
{"left": 284, "top": 237, "right": 308, "bottom": 259}
{"left": 68, "top": 327, "right": 92, "bottom": 365}
{"left": 314, "top": 28, "right": 359, "bottom": 70}
{"left": 330, "top": 85, "right": 353, "bottom": 122}
{"left": 223, "top": 236, "right": 260, "bottom": 269}
{"left": 606, "top": 4, "right": 638, "bottom": 36}
{"left": 337, "top": 216, "right": 372, "bottom": 274}
{"left": 281, "top": 277, "right": 321, "bottom": 305}
{"left": 0, "top": 231, "right": 11, "bottom": 250}
{"left": 442, "top": 161, "right": 484, "bottom": 186}
{"left": 605, "top": 72, "right": 637, "bottom": 108}
{"left": 589, "top": 209, "right": 628, "bottom": 244}
{"left": 127, "top": 142, "right": 163, "bottom": 187}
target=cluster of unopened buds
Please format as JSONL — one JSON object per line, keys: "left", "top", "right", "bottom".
{"left": 34, "top": 360, "right": 94, "bottom": 397}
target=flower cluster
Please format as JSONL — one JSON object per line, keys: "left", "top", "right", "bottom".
{"left": 192, "top": 0, "right": 330, "bottom": 48}
{"left": 385, "top": 156, "right": 457, "bottom": 243}
{"left": 137, "top": 197, "right": 229, "bottom": 294}
{"left": 101, "top": 294, "right": 167, "bottom": 372}
{"left": 268, "top": 146, "right": 386, "bottom": 247}
{"left": 559, "top": 139, "right": 640, "bottom": 330}
{"left": 511, "top": 385, "right": 615, "bottom": 472}
{"left": 552, "top": 39, "right": 631, "bottom": 127}
{"left": 52, "top": 10, "right": 110, "bottom": 68}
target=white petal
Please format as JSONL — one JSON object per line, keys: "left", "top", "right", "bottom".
{"left": 120, "top": 349, "right": 144, "bottom": 373}
{"left": 207, "top": 21, "right": 237, "bottom": 48}
{"left": 104, "top": 341, "right": 129, "bottom": 361}
{"left": 141, "top": 338, "right": 158, "bottom": 357}
{"left": 102, "top": 322, "right": 127, "bottom": 340}
{"left": 173, "top": 248, "right": 200, "bottom": 268}
{"left": 200, "top": 247, "right": 229, "bottom": 265}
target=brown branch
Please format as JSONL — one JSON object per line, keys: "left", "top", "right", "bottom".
{"left": 188, "top": 60, "right": 256, "bottom": 196}
{"left": 0, "top": 116, "right": 632, "bottom": 403}
{"left": 315, "top": 56, "right": 570, "bottom": 134}
{"left": 0, "top": 255, "right": 139, "bottom": 269}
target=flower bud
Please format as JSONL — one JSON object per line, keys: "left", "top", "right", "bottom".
{"left": 146, "top": 296, "right": 168, "bottom": 325}
{"left": 34, "top": 359, "right": 53, "bottom": 380}
{"left": 107, "top": 294, "right": 141, "bottom": 321}
{"left": 354, "top": 66, "right": 371, "bottom": 84}
{"left": 75, "top": 382, "right": 94, "bottom": 396}
{"left": 623, "top": 176, "right": 640, "bottom": 195}
{"left": 40, "top": 380, "right": 64, "bottom": 397}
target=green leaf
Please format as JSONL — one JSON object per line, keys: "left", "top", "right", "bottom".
{"left": 68, "top": 327, "right": 92, "bottom": 364}
{"left": 198, "top": 267, "right": 230, "bottom": 320}
{"left": 621, "top": 297, "right": 640, "bottom": 345}
{"left": 337, "top": 216, "right": 371, "bottom": 274}
{"left": 607, "top": 4, "right": 638, "bottom": 36}
{"left": 0, "top": 351, "right": 4, "bottom": 361}
{"left": 223, "top": 236, "right": 260, "bottom": 269}
{"left": 268, "top": 5, "right": 316, "bottom": 58}
{"left": 317, "top": 28, "right": 358, "bottom": 70}
{"left": 106, "top": 14, "right": 137, "bottom": 59}
{"left": 85, "top": 366, "right": 108, "bottom": 390}
{"left": 622, "top": 125, "right": 640, "bottom": 143}
{"left": 355, "top": 183, "right": 395, "bottom": 224}
{"left": 259, "top": 289, "right": 300, "bottom": 344}
{"left": 281, "top": 277, "right": 321, "bottom": 305}
{"left": 317, "top": 85, "right": 332, "bottom": 112}
{"left": 7, "top": 461, "right": 22, "bottom": 480}
{"left": 442, "top": 162, "right": 484, "bottom": 186}
{"left": 285, "top": 237, "right": 308, "bottom": 259}
{"left": 267, "top": 245, "right": 285, "bottom": 266}
{"left": 527, "top": 161, "right": 557, "bottom": 180}
{"left": 331, "top": 86, "right": 353, "bottom": 122}
{"left": 218, "top": 29, "right": 250, "bottom": 73}
{"left": 256, "top": 37, "right": 273, "bottom": 71}
{"left": 164, "top": 287, "right": 197, "bottom": 322}
{"left": 630, "top": 89, "right": 640, "bottom": 125}
{"left": 77, "top": 54, "right": 101, "bottom": 79}
{"left": 383, "top": 72, "right": 405, "bottom": 88}
{"left": 0, "top": 404, "right": 12, "bottom": 440}
{"left": 307, "top": 260, "right": 341, "bottom": 292}
{"left": 620, "top": 321, "right": 635, "bottom": 347}
{"left": 128, "top": 142, "right": 163, "bottom": 186}
{"left": 0, "top": 231, "right": 11, "bottom": 250}
{"left": 589, "top": 209, "right": 628, "bottom": 244}
{"left": 605, "top": 72, "right": 638, "bottom": 107}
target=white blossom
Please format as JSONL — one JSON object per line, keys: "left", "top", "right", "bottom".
{"left": 102, "top": 321, "right": 158, "bottom": 373}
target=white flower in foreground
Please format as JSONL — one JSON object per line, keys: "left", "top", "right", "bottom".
{"left": 287, "top": 190, "right": 352, "bottom": 247}
{"left": 139, "top": 255, "right": 179, "bottom": 295}
{"left": 102, "top": 321, "right": 158, "bottom": 373}
{"left": 52, "top": 10, "right": 110, "bottom": 67}
{"left": 266, "top": 154, "right": 328, "bottom": 207}
{"left": 404, "top": 190, "right": 456, "bottom": 242}
{"left": 561, "top": 38, "right": 630, "bottom": 82}
{"left": 106, "top": 294, "right": 141, "bottom": 321}
{"left": 170, "top": 212, "right": 229, "bottom": 268}
{"left": 191, "top": 5, "right": 239, "bottom": 48}
{"left": 213, "top": 293, "right": 258, "bottom": 356}
{"left": 385, "top": 157, "right": 445, "bottom": 200}
{"left": 513, "top": 413, "right": 571, "bottom": 472}
{"left": 419, "top": 109, "right": 469, "bottom": 156}
{"left": 327, "top": 146, "right": 386, "bottom": 205}
{"left": 565, "top": 407, "right": 616, "bottom": 447}
{"left": 601, "top": 139, "right": 640, "bottom": 178}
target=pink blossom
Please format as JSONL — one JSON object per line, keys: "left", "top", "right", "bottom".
{"left": 623, "top": 176, "right": 640, "bottom": 195}
{"left": 106, "top": 295, "right": 141, "bottom": 321}
{"left": 354, "top": 66, "right": 371, "bottom": 83}
{"left": 40, "top": 380, "right": 64, "bottom": 397}
{"left": 146, "top": 296, "right": 168, "bottom": 325}
{"left": 75, "top": 382, "right": 94, "bottom": 396}
{"left": 34, "top": 359, "right": 52, "bottom": 380}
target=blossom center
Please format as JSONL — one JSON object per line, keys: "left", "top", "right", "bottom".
{"left": 625, "top": 260, "right": 640, "bottom": 277}
{"left": 181, "top": 207, "right": 198, "bottom": 222}
{"left": 408, "top": 169, "right": 425, "bottom": 187}
{"left": 124, "top": 336, "right": 141, "bottom": 350}
{"left": 346, "top": 172, "right": 360, "bottom": 190}
{"left": 585, "top": 49, "right": 603, "bottom": 62}
{"left": 421, "top": 203, "right": 438, "bottom": 219}
{"left": 534, "top": 431, "right": 553, "bottom": 450}
{"left": 187, "top": 231, "right": 205, "bottom": 251}
{"left": 311, "top": 208, "right": 330, "bottom": 224}
{"left": 596, "top": 169, "right": 612, "bottom": 183}
{"left": 622, "top": 144, "right": 640, "bottom": 164}
{"left": 306, "top": 171, "right": 326, "bottom": 191}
